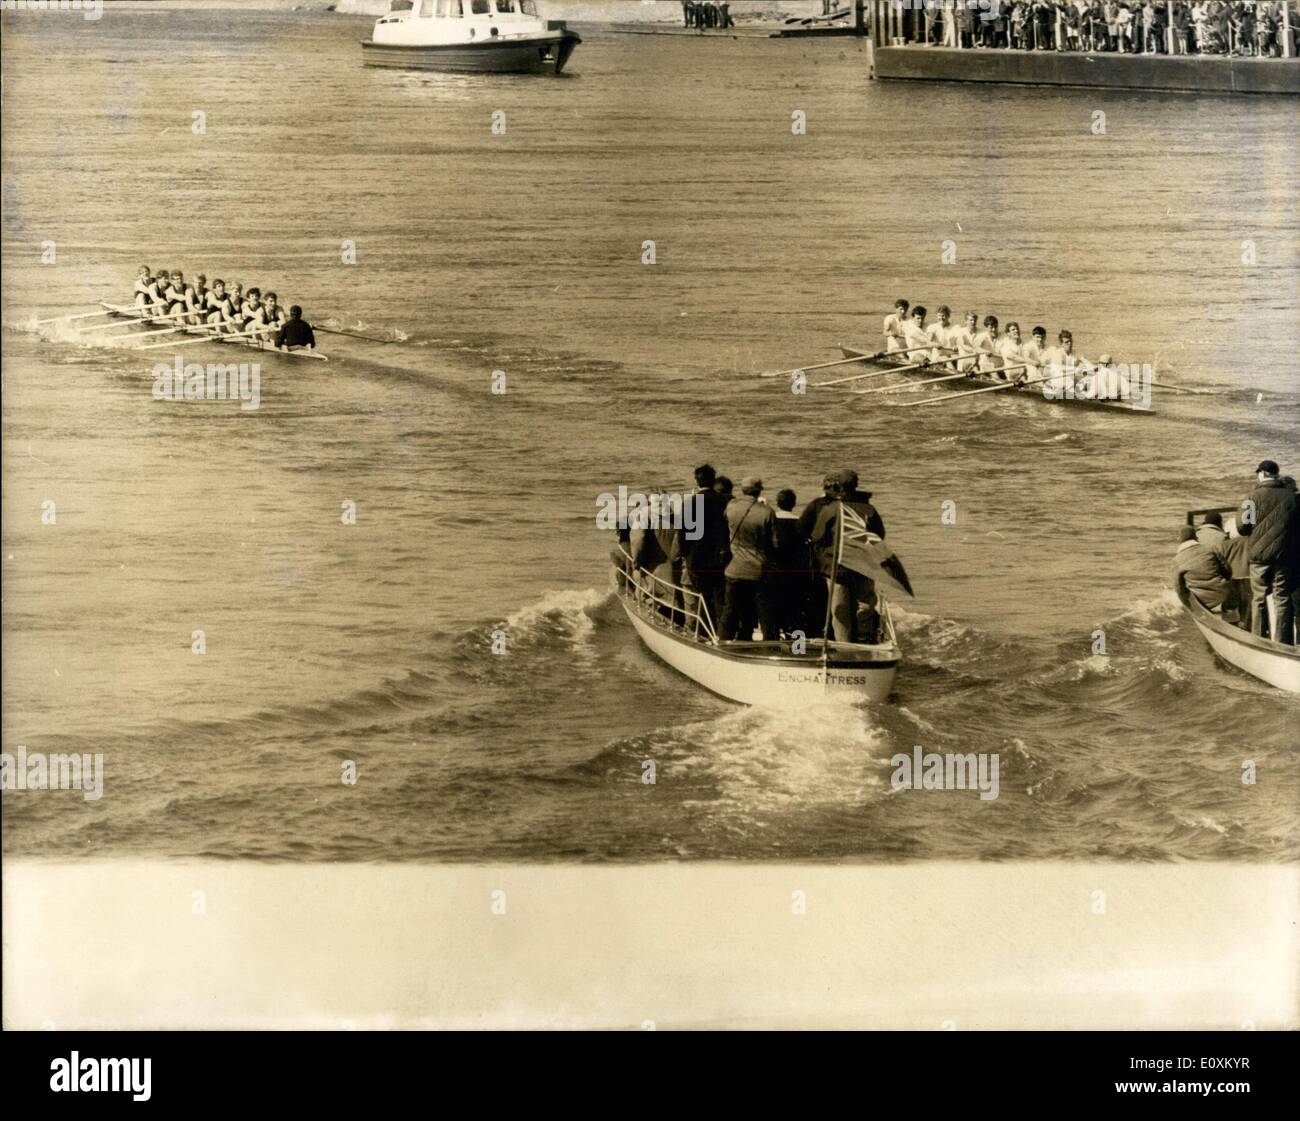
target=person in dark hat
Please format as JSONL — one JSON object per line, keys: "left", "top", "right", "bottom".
{"left": 1238, "top": 459, "right": 1298, "bottom": 644}
{"left": 806, "top": 470, "right": 887, "bottom": 643}
{"left": 681, "top": 463, "right": 729, "bottom": 630}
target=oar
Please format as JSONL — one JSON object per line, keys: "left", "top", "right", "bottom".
{"left": 894, "top": 371, "right": 1046, "bottom": 409}
{"left": 814, "top": 350, "right": 957, "bottom": 388}
{"left": 760, "top": 343, "right": 932, "bottom": 380}
{"left": 133, "top": 326, "right": 268, "bottom": 351}
{"left": 853, "top": 369, "right": 971, "bottom": 395}
{"left": 76, "top": 310, "right": 190, "bottom": 334}
{"left": 314, "top": 325, "right": 398, "bottom": 345}
{"left": 33, "top": 307, "right": 123, "bottom": 326}
{"left": 1148, "top": 378, "right": 1217, "bottom": 396}
{"left": 111, "top": 324, "right": 192, "bottom": 342}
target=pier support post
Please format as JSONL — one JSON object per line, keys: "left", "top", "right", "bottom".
{"left": 1285, "top": 3, "right": 1294, "bottom": 59}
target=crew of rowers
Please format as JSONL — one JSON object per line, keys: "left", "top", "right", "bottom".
{"left": 883, "top": 298, "right": 1118, "bottom": 397}
{"left": 132, "top": 266, "right": 316, "bottom": 350}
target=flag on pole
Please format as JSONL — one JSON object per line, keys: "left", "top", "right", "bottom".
{"left": 835, "top": 503, "right": 915, "bottom": 597}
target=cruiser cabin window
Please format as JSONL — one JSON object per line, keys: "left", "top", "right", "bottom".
{"left": 471, "top": 0, "right": 490, "bottom": 14}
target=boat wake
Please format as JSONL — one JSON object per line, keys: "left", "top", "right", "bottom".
{"left": 585, "top": 693, "right": 890, "bottom": 817}
{"left": 499, "top": 586, "right": 611, "bottom": 652}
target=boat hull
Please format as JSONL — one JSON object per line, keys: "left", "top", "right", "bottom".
{"left": 361, "top": 33, "right": 579, "bottom": 74}
{"left": 617, "top": 594, "right": 898, "bottom": 707}
{"left": 1177, "top": 577, "right": 1300, "bottom": 693}
{"left": 838, "top": 346, "right": 1152, "bottom": 414}
{"left": 98, "top": 304, "right": 328, "bottom": 361}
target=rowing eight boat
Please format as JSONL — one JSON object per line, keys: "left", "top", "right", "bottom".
{"left": 98, "top": 303, "right": 329, "bottom": 361}
{"left": 836, "top": 346, "right": 1151, "bottom": 414}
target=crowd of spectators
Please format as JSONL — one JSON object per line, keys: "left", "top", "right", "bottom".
{"left": 891, "top": 2, "right": 1298, "bottom": 56}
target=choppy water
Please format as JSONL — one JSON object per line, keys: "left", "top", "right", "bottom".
{"left": 2, "top": 7, "right": 1297, "bottom": 862}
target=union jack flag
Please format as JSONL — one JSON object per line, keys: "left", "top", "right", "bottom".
{"left": 835, "top": 503, "right": 914, "bottom": 597}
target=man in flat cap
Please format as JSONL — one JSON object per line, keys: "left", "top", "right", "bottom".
{"left": 720, "top": 477, "right": 777, "bottom": 642}
{"left": 1238, "top": 460, "right": 1298, "bottom": 645}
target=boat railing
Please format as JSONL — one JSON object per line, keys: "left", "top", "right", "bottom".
{"left": 612, "top": 548, "right": 719, "bottom": 645}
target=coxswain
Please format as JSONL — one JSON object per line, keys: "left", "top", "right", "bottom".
{"left": 883, "top": 298, "right": 910, "bottom": 353}
{"left": 275, "top": 305, "right": 316, "bottom": 351}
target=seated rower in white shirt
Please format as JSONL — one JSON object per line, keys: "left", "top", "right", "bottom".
{"left": 1041, "top": 329, "right": 1079, "bottom": 398}
{"left": 900, "top": 306, "right": 932, "bottom": 357}
{"left": 973, "top": 315, "right": 1001, "bottom": 375}
{"left": 882, "top": 298, "right": 910, "bottom": 353}
{"left": 951, "top": 310, "right": 980, "bottom": 373}
{"left": 926, "top": 305, "right": 957, "bottom": 363}
{"left": 995, "top": 321, "right": 1028, "bottom": 382}
{"left": 1020, "top": 325, "right": 1049, "bottom": 383}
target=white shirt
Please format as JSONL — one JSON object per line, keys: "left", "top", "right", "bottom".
{"left": 900, "top": 320, "right": 931, "bottom": 354}
{"left": 883, "top": 312, "right": 906, "bottom": 351}
{"left": 995, "top": 335, "right": 1024, "bottom": 375}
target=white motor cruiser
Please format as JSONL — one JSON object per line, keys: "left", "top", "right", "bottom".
{"left": 362, "top": 0, "right": 581, "bottom": 74}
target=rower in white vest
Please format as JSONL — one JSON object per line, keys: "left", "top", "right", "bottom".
{"left": 1041, "top": 329, "right": 1079, "bottom": 398}
{"left": 995, "top": 321, "right": 1026, "bottom": 382}
{"left": 900, "top": 306, "right": 931, "bottom": 356}
{"left": 1020, "top": 325, "right": 1050, "bottom": 384}
{"left": 882, "top": 298, "right": 910, "bottom": 353}
{"left": 973, "top": 315, "right": 1001, "bottom": 375}
{"left": 926, "top": 305, "right": 957, "bottom": 362}
{"left": 951, "top": 310, "right": 981, "bottom": 373}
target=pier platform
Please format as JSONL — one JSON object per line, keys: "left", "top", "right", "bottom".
{"left": 873, "top": 46, "right": 1300, "bottom": 95}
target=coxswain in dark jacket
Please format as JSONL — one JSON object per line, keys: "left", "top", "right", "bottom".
{"left": 275, "top": 305, "right": 316, "bottom": 350}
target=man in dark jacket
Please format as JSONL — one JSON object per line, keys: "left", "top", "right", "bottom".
{"left": 1238, "top": 460, "right": 1298, "bottom": 644}
{"left": 771, "top": 488, "right": 812, "bottom": 639}
{"left": 1175, "top": 526, "right": 1232, "bottom": 612}
{"left": 681, "top": 464, "right": 730, "bottom": 633}
{"left": 808, "top": 469, "right": 886, "bottom": 643}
